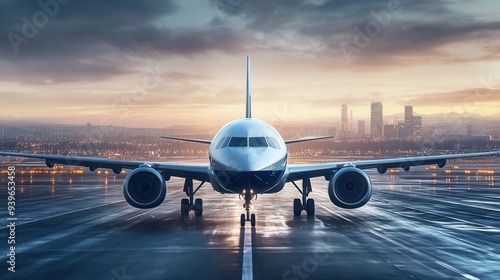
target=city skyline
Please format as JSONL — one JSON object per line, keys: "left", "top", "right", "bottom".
{"left": 338, "top": 102, "right": 424, "bottom": 140}
{"left": 1, "top": 1, "right": 500, "bottom": 128}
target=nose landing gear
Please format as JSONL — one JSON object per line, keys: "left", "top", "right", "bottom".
{"left": 240, "top": 190, "right": 256, "bottom": 227}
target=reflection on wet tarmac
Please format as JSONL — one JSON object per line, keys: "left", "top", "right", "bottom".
{"left": 0, "top": 162, "right": 499, "bottom": 279}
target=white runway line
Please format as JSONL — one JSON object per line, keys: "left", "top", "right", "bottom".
{"left": 126, "top": 208, "right": 156, "bottom": 221}
{"left": 435, "top": 261, "right": 479, "bottom": 280}
{"left": 241, "top": 226, "right": 253, "bottom": 280}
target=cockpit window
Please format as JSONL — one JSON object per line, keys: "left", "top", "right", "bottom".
{"left": 221, "top": 137, "right": 231, "bottom": 148}
{"left": 266, "top": 137, "right": 280, "bottom": 149}
{"left": 215, "top": 137, "right": 227, "bottom": 149}
{"left": 249, "top": 137, "right": 268, "bottom": 147}
{"left": 228, "top": 137, "right": 248, "bottom": 147}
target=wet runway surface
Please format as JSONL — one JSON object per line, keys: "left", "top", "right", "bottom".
{"left": 1, "top": 162, "right": 499, "bottom": 279}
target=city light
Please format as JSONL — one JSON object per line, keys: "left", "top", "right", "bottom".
{"left": 477, "top": 170, "right": 495, "bottom": 175}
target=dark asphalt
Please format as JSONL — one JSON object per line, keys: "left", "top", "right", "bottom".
{"left": 0, "top": 162, "right": 499, "bottom": 280}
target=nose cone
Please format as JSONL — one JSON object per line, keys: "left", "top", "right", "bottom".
{"left": 213, "top": 148, "right": 273, "bottom": 172}
{"left": 226, "top": 149, "right": 271, "bottom": 172}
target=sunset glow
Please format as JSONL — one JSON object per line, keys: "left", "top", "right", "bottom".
{"left": 1, "top": 0, "right": 499, "bottom": 127}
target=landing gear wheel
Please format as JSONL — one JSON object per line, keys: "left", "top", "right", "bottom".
{"left": 306, "top": 198, "right": 315, "bottom": 216}
{"left": 181, "top": 198, "right": 190, "bottom": 216}
{"left": 240, "top": 214, "right": 246, "bottom": 227}
{"left": 194, "top": 198, "right": 203, "bottom": 216}
{"left": 293, "top": 198, "right": 302, "bottom": 216}
{"left": 250, "top": 214, "right": 256, "bottom": 227}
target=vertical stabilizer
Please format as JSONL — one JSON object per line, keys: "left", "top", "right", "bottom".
{"left": 245, "top": 56, "right": 252, "bottom": 118}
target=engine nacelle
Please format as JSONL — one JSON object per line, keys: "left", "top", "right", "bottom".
{"left": 123, "top": 167, "right": 166, "bottom": 209}
{"left": 328, "top": 167, "right": 372, "bottom": 209}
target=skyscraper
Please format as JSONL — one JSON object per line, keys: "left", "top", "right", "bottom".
{"left": 350, "top": 109, "right": 353, "bottom": 133}
{"left": 340, "top": 104, "right": 349, "bottom": 138}
{"left": 405, "top": 105, "right": 414, "bottom": 138}
{"left": 371, "top": 102, "right": 383, "bottom": 139}
{"left": 413, "top": 116, "right": 422, "bottom": 139}
{"left": 341, "top": 104, "right": 348, "bottom": 131}
{"left": 358, "top": 120, "right": 365, "bottom": 137}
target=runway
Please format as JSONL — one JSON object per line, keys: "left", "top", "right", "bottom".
{"left": 1, "top": 162, "right": 499, "bottom": 279}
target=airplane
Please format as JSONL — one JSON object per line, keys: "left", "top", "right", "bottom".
{"left": 1, "top": 56, "right": 498, "bottom": 227}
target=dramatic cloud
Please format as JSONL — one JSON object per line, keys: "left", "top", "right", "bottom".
{"left": 220, "top": 0, "right": 500, "bottom": 67}
{"left": 0, "top": 0, "right": 243, "bottom": 83}
{"left": 408, "top": 87, "right": 500, "bottom": 108}
{"left": 1, "top": 0, "right": 499, "bottom": 126}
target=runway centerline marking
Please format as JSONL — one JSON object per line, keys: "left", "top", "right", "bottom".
{"left": 241, "top": 226, "right": 253, "bottom": 280}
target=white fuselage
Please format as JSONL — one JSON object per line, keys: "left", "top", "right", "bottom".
{"left": 208, "top": 118, "right": 288, "bottom": 194}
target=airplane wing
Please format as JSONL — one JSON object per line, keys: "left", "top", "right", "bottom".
{"left": 0, "top": 152, "right": 210, "bottom": 182}
{"left": 160, "top": 136, "right": 212, "bottom": 144}
{"left": 287, "top": 151, "right": 499, "bottom": 182}
{"left": 285, "top": 136, "right": 334, "bottom": 144}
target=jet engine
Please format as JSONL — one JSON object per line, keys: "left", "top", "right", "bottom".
{"left": 123, "top": 166, "right": 166, "bottom": 209}
{"left": 328, "top": 167, "right": 372, "bottom": 209}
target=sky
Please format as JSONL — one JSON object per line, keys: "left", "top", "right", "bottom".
{"left": 1, "top": 0, "right": 499, "bottom": 128}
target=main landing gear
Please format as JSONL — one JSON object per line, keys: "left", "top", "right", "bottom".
{"left": 292, "top": 178, "right": 315, "bottom": 216}
{"left": 181, "top": 178, "right": 206, "bottom": 216}
{"left": 240, "top": 190, "right": 256, "bottom": 227}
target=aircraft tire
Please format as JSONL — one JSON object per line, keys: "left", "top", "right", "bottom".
{"left": 293, "top": 198, "right": 302, "bottom": 216}
{"left": 240, "top": 214, "right": 246, "bottom": 227}
{"left": 181, "top": 198, "right": 190, "bottom": 216}
{"left": 306, "top": 198, "right": 315, "bottom": 216}
{"left": 194, "top": 198, "right": 203, "bottom": 216}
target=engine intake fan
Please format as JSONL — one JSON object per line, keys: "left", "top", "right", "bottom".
{"left": 328, "top": 167, "right": 372, "bottom": 209}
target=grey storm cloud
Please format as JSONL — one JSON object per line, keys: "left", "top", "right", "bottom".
{"left": 228, "top": 0, "right": 500, "bottom": 65}
{"left": 0, "top": 0, "right": 243, "bottom": 83}
{"left": 229, "top": 0, "right": 453, "bottom": 32}
{"left": 1, "top": 0, "right": 499, "bottom": 83}
{"left": 0, "top": 0, "right": 177, "bottom": 57}
{"left": 328, "top": 19, "right": 500, "bottom": 68}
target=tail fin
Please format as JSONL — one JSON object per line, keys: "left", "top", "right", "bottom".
{"left": 245, "top": 56, "right": 252, "bottom": 118}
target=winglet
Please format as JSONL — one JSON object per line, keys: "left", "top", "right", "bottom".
{"left": 245, "top": 56, "right": 252, "bottom": 118}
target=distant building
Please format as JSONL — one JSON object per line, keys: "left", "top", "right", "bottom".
{"left": 397, "top": 122, "right": 406, "bottom": 139}
{"left": 358, "top": 120, "right": 365, "bottom": 137}
{"left": 384, "top": 122, "right": 407, "bottom": 140}
{"left": 370, "top": 102, "right": 383, "bottom": 139}
{"left": 413, "top": 116, "right": 422, "bottom": 139}
{"left": 340, "top": 104, "right": 349, "bottom": 138}
{"left": 350, "top": 109, "right": 353, "bottom": 133}
{"left": 384, "top": 124, "right": 398, "bottom": 140}
{"left": 405, "top": 105, "right": 413, "bottom": 138}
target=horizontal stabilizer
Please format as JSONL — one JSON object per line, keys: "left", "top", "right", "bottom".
{"left": 285, "top": 136, "right": 334, "bottom": 144}
{"left": 161, "top": 136, "right": 212, "bottom": 144}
